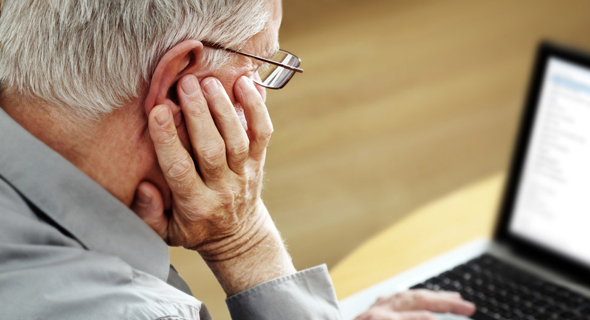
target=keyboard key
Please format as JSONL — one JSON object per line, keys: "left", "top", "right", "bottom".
{"left": 408, "top": 254, "right": 590, "bottom": 320}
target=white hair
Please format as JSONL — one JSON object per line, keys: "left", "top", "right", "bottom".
{"left": 0, "top": 0, "right": 270, "bottom": 120}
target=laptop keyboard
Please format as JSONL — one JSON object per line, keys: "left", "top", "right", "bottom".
{"left": 410, "top": 254, "right": 590, "bottom": 320}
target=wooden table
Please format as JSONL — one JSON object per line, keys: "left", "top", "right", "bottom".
{"left": 330, "top": 173, "right": 506, "bottom": 299}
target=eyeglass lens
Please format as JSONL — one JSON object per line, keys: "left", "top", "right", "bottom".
{"left": 256, "top": 51, "right": 301, "bottom": 89}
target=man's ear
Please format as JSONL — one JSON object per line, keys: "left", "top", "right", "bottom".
{"left": 144, "top": 40, "right": 204, "bottom": 116}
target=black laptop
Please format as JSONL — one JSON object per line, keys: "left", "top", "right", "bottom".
{"left": 341, "top": 42, "right": 590, "bottom": 320}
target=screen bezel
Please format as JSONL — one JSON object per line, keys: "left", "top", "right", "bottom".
{"left": 494, "top": 42, "right": 590, "bottom": 283}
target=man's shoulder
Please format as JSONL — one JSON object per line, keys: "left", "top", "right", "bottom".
{"left": 0, "top": 176, "right": 206, "bottom": 320}
{"left": 0, "top": 174, "right": 33, "bottom": 219}
{"left": 0, "top": 174, "right": 81, "bottom": 247}
{"left": 0, "top": 241, "right": 204, "bottom": 320}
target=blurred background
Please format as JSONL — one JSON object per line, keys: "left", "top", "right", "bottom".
{"left": 171, "top": 0, "right": 590, "bottom": 319}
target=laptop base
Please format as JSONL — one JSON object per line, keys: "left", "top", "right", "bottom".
{"left": 339, "top": 238, "right": 590, "bottom": 320}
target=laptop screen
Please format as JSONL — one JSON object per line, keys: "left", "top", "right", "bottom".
{"left": 509, "top": 57, "right": 590, "bottom": 267}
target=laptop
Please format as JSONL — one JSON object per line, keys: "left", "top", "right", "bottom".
{"left": 340, "top": 42, "right": 590, "bottom": 320}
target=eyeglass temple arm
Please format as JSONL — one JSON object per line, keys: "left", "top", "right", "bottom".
{"left": 202, "top": 41, "right": 304, "bottom": 73}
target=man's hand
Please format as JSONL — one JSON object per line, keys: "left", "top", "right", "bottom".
{"left": 132, "top": 74, "right": 295, "bottom": 295}
{"left": 355, "top": 290, "right": 476, "bottom": 320}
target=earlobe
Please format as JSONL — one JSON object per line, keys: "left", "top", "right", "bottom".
{"left": 144, "top": 40, "right": 205, "bottom": 116}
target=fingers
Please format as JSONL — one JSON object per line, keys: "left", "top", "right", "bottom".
{"left": 176, "top": 75, "right": 269, "bottom": 177}
{"left": 149, "top": 104, "right": 204, "bottom": 199}
{"left": 361, "top": 290, "right": 475, "bottom": 320}
{"left": 439, "top": 291, "right": 462, "bottom": 299}
{"left": 177, "top": 75, "right": 230, "bottom": 182}
{"left": 391, "top": 290, "right": 476, "bottom": 316}
{"left": 198, "top": 77, "right": 250, "bottom": 175}
{"left": 395, "top": 311, "right": 437, "bottom": 320}
{"left": 252, "top": 72, "right": 267, "bottom": 102}
{"left": 235, "top": 76, "right": 273, "bottom": 162}
{"left": 131, "top": 181, "right": 168, "bottom": 240}
{"left": 355, "top": 309, "right": 436, "bottom": 320}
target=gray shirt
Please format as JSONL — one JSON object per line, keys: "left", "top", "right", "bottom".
{"left": 0, "top": 107, "right": 342, "bottom": 320}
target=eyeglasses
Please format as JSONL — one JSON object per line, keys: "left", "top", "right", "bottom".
{"left": 202, "top": 41, "right": 304, "bottom": 90}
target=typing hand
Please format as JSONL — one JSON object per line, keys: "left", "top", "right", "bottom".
{"left": 131, "top": 74, "right": 295, "bottom": 295}
{"left": 356, "top": 290, "right": 476, "bottom": 320}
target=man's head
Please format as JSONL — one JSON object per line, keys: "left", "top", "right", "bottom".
{"left": 0, "top": 0, "right": 279, "bottom": 120}
{"left": 0, "top": 0, "right": 282, "bottom": 206}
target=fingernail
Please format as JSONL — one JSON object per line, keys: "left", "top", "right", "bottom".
{"left": 136, "top": 188, "right": 152, "bottom": 206}
{"left": 202, "top": 78, "right": 219, "bottom": 95}
{"left": 155, "top": 106, "right": 170, "bottom": 126}
{"left": 182, "top": 75, "right": 198, "bottom": 95}
{"left": 465, "top": 301, "right": 477, "bottom": 313}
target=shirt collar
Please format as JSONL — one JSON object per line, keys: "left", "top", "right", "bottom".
{"left": 0, "top": 107, "right": 170, "bottom": 282}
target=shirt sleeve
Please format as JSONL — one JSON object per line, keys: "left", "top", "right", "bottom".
{"left": 226, "top": 264, "right": 342, "bottom": 320}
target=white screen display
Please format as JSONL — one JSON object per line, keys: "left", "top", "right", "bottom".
{"left": 510, "top": 57, "right": 590, "bottom": 266}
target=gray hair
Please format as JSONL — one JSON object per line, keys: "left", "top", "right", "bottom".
{"left": 0, "top": 0, "right": 270, "bottom": 120}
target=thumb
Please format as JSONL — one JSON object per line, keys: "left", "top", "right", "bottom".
{"left": 131, "top": 181, "right": 169, "bottom": 241}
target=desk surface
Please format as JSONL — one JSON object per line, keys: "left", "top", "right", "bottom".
{"left": 330, "top": 173, "right": 506, "bottom": 299}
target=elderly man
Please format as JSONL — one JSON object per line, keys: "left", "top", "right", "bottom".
{"left": 0, "top": 1, "right": 476, "bottom": 319}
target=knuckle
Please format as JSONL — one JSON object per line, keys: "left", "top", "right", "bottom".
{"left": 413, "top": 292, "right": 428, "bottom": 308}
{"left": 199, "top": 144, "right": 226, "bottom": 181}
{"left": 254, "top": 127, "right": 273, "bottom": 143}
{"left": 200, "top": 143, "right": 226, "bottom": 165}
{"left": 166, "top": 156, "right": 193, "bottom": 180}
{"left": 156, "top": 125, "right": 178, "bottom": 145}
{"left": 394, "top": 291, "right": 408, "bottom": 300}
{"left": 216, "top": 109, "right": 235, "bottom": 122}
{"left": 228, "top": 141, "right": 249, "bottom": 159}
{"left": 184, "top": 96, "right": 208, "bottom": 118}
{"left": 203, "top": 164, "right": 224, "bottom": 181}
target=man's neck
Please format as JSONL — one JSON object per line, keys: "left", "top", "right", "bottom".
{"left": 0, "top": 93, "right": 150, "bottom": 206}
